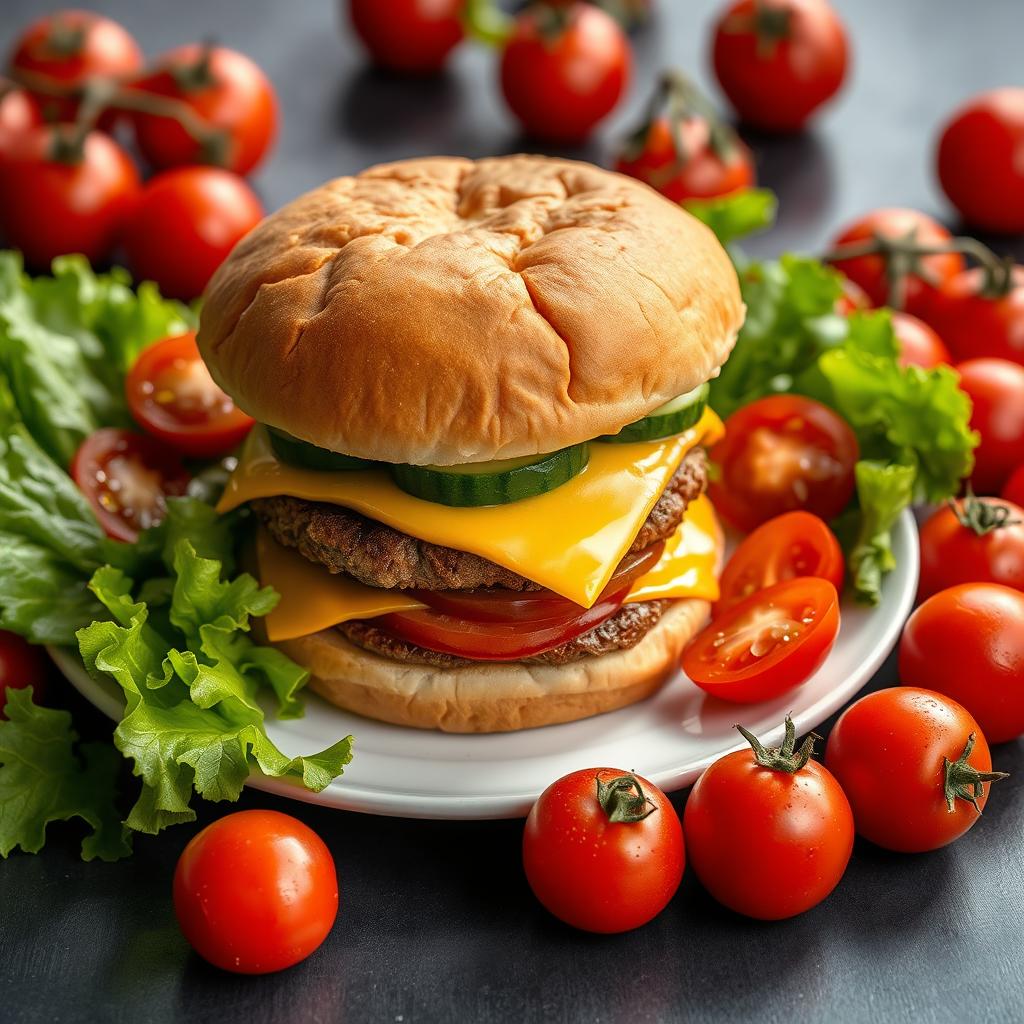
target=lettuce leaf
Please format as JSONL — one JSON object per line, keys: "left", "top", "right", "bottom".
{"left": 684, "top": 188, "right": 777, "bottom": 251}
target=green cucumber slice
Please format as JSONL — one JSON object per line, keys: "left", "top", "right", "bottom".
{"left": 267, "top": 426, "right": 375, "bottom": 471}
{"left": 600, "top": 383, "right": 710, "bottom": 443}
{"left": 390, "top": 444, "right": 590, "bottom": 507}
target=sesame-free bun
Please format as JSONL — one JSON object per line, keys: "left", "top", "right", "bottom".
{"left": 198, "top": 155, "right": 743, "bottom": 466}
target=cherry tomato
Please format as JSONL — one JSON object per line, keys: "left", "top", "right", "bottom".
{"left": 718, "top": 511, "right": 844, "bottom": 614}
{"left": 937, "top": 88, "right": 1024, "bottom": 235}
{"left": 0, "top": 86, "right": 41, "bottom": 158}
{"left": 70, "top": 428, "right": 190, "bottom": 543}
{"left": 683, "top": 577, "right": 840, "bottom": 703}
{"left": 684, "top": 717, "right": 853, "bottom": 919}
{"left": 500, "top": 3, "right": 631, "bottom": 142}
{"left": 956, "top": 358, "right": 1024, "bottom": 494}
{"left": 174, "top": 809, "right": 338, "bottom": 974}
{"left": 900, "top": 584, "right": 1024, "bottom": 745}
{"left": 711, "top": 0, "right": 848, "bottom": 133}
{"left": 1003, "top": 465, "right": 1024, "bottom": 507}
{"left": 709, "top": 395, "right": 859, "bottom": 533}
{"left": 917, "top": 496, "right": 1024, "bottom": 600}
{"left": 129, "top": 44, "right": 277, "bottom": 176}
{"left": 0, "top": 126, "right": 139, "bottom": 268}
{"left": 834, "top": 275, "right": 870, "bottom": 315}
{"left": 122, "top": 167, "right": 264, "bottom": 300}
{"left": 826, "top": 687, "right": 1007, "bottom": 853}
{"left": 523, "top": 768, "right": 684, "bottom": 933}
{"left": 0, "top": 630, "right": 50, "bottom": 719}
{"left": 828, "top": 208, "right": 966, "bottom": 319}
{"left": 891, "top": 311, "right": 951, "bottom": 370}
{"left": 348, "top": 0, "right": 464, "bottom": 73}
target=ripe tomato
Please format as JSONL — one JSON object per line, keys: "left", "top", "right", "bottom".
{"left": 718, "top": 511, "right": 844, "bottom": 614}
{"left": 0, "top": 126, "right": 139, "bottom": 268}
{"left": 956, "top": 358, "right": 1024, "bottom": 494}
{"left": 834, "top": 275, "right": 870, "bottom": 315}
{"left": 122, "top": 167, "right": 264, "bottom": 300}
{"left": 683, "top": 577, "right": 840, "bottom": 703}
{"left": 937, "top": 88, "right": 1024, "bottom": 234}
{"left": 348, "top": 0, "right": 464, "bottom": 73}
{"left": 684, "top": 716, "right": 853, "bottom": 919}
{"left": 709, "top": 395, "right": 859, "bottom": 533}
{"left": 500, "top": 3, "right": 631, "bottom": 142}
{"left": 174, "top": 810, "right": 338, "bottom": 974}
{"left": 891, "top": 311, "right": 951, "bottom": 370}
{"left": 900, "top": 584, "right": 1024, "bottom": 745}
{"left": 522, "top": 768, "right": 683, "bottom": 933}
{"left": 711, "top": 0, "right": 848, "bottom": 133}
{"left": 70, "top": 428, "right": 190, "bottom": 543}
{"left": 126, "top": 332, "right": 254, "bottom": 457}
{"left": 0, "top": 630, "right": 50, "bottom": 719}
{"left": 825, "top": 687, "right": 1007, "bottom": 852}
{"left": 917, "top": 495, "right": 1024, "bottom": 599}
{"left": 827, "top": 208, "right": 966, "bottom": 318}
{"left": 128, "top": 44, "right": 277, "bottom": 175}
{"left": 0, "top": 87, "right": 41, "bottom": 158}
{"left": 1004, "top": 465, "right": 1024, "bottom": 507}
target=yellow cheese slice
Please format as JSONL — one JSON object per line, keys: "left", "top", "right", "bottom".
{"left": 258, "top": 495, "right": 721, "bottom": 642}
{"left": 221, "top": 408, "right": 723, "bottom": 608}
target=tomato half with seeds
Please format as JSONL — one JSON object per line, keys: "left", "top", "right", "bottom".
{"left": 683, "top": 577, "right": 840, "bottom": 703}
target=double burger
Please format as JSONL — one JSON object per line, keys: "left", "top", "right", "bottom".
{"left": 198, "top": 155, "right": 743, "bottom": 732}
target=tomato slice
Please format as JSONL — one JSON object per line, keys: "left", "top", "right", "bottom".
{"left": 683, "top": 577, "right": 841, "bottom": 703}
{"left": 71, "top": 428, "right": 190, "bottom": 542}
{"left": 717, "top": 512, "right": 844, "bottom": 615}
{"left": 126, "top": 332, "right": 254, "bottom": 457}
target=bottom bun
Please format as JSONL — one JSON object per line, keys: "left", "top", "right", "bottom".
{"left": 276, "top": 598, "right": 710, "bottom": 733}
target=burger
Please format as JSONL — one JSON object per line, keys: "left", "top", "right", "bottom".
{"left": 198, "top": 155, "right": 743, "bottom": 733}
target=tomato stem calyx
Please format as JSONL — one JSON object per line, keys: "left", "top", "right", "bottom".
{"left": 952, "top": 489, "right": 1021, "bottom": 537}
{"left": 737, "top": 715, "right": 818, "bottom": 773}
{"left": 943, "top": 733, "right": 1008, "bottom": 812}
{"left": 595, "top": 773, "right": 657, "bottom": 823}
{"left": 170, "top": 39, "right": 219, "bottom": 93}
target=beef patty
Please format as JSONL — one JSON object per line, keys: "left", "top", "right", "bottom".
{"left": 253, "top": 447, "right": 707, "bottom": 593}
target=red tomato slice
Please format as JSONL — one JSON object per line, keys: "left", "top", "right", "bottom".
{"left": 71, "top": 428, "right": 190, "bottom": 542}
{"left": 683, "top": 577, "right": 840, "bottom": 703}
{"left": 717, "top": 511, "right": 844, "bottom": 614}
{"left": 126, "top": 332, "right": 253, "bottom": 458}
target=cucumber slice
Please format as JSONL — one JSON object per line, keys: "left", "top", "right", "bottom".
{"left": 267, "top": 426, "right": 375, "bottom": 471}
{"left": 600, "top": 383, "right": 710, "bottom": 443}
{"left": 391, "top": 444, "right": 589, "bottom": 507}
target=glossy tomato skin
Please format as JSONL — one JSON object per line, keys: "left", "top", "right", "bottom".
{"left": 500, "top": 4, "right": 631, "bottom": 142}
{"left": 0, "top": 630, "right": 49, "bottom": 718}
{"left": 523, "top": 768, "right": 684, "bottom": 933}
{"left": 956, "top": 358, "right": 1024, "bottom": 494}
{"left": 684, "top": 746, "right": 853, "bottom": 919}
{"left": 899, "top": 584, "right": 1024, "bottom": 745}
{"left": 349, "top": 0, "right": 464, "bottom": 73}
{"left": 1004, "top": 465, "right": 1024, "bottom": 507}
{"left": 0, "top": 126, "right": 139, "bottom": 268}
{"left": 891, "top": 311, "right": 951, "bottom": 369}
{"left": 709, "top": 394, "right": 859, "bottom": 533}
{"left": 826, "top": 688, "right": 997, "bottom": 852}
{"left": 122, "top": 167, "right": 264, "bottom": 300}
{"left": 937, "top": 88, "right": 1024, "bottom": 234}
{"left": 711, "top": 0, "right": 848, "bottom": 133}
{"left": 174, "top": 810, "right": 339, "bottom": 974}
{"left": 0, "top": 88, "right": 42, "bottom": 158}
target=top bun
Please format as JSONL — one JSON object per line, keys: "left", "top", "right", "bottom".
{"left": 198, "top": 155, "right": 743, "bottom": 466}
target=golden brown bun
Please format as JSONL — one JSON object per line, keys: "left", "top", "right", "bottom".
{"left": 198, "top": 155, "right": 743, "bottom": 466}
{"left": 276, "top": 599, "right": 709, "bottom": 733}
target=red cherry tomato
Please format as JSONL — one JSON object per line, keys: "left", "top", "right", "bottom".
{"left": 956, "top": 358, "right": 1024, "bottom": 494}
{"left": 683, "top": 577, "right": 840, "bottom": 703}
{"left": 826, "top": 687, "right": 1007, "bottom": 852}
{"left": 1004, "top": 465, "right": 1024, "bottom": 507}
{"left": 122, "top": 167, "right": 264, "bottom": 300}
{"left": 0, "top": 630, "right": 50, "bottom": 719}
{"left": 0, "top": 86, "right": 41, "bottom": 158}
{"left": 174, "top": 809, "right": 338, "bottom": 974}
{"left": 900, "top": 584, "right": 1024, "bottom": 745}
{"left": 717, "top": 511, "right": 844, "bottom": 614}
{"left": 348, "top": 0, "right": 464, "bottom": 73}
{"left": 500, "top": 3, "right": 631, "bottom": 142}
{"left": 827, "top": 208, "right": 966, "bottom": 319}
{"left": 684, "top": 718, "right": 853, "bottom": 919}
{"left": 937, "top": 88, "right": 1024, "bottom": 234}
{"left": 0, "top": 126, "right": 139, "bottom": 268}
{"left": 523, "top": 768, "right": 684, "bottom": 933}
{"left": 711, "top": 0, "right": 848, "bottom": 133}
{"left": 834, "top": 275, "right": 870, "bottom": 315}
{"left": 128, "top": 44, "right": 277, "bottom": 176}
{"left": 709, "top": 394, "right": 859, "bottom": 533}
{"left": 126, "top": 332, "right": 254, "bottom": 457}
{"left": 70, "top": 428, "right": 190, "bottom": 543}
{"left": 891, "top": 311, "right": 951, "bottom": 369}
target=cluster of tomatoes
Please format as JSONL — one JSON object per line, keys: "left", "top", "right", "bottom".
{"left": 0, "top": 9, "right": 275, "bottom": 299}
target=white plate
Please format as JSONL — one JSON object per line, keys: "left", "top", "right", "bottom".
{"left": 53, "top": 510, "right": 918, "bottom": 820}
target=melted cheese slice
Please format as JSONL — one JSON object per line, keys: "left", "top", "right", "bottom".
{"left": 258, "top": 495, "right": 722, "bottom": 642}
{"left": 221, "top": 408, "right": 722, "bottom": 608}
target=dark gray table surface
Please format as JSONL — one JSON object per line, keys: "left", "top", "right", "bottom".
{"left": 1, "top": 2, "right": 1023, "bottom": 1022}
